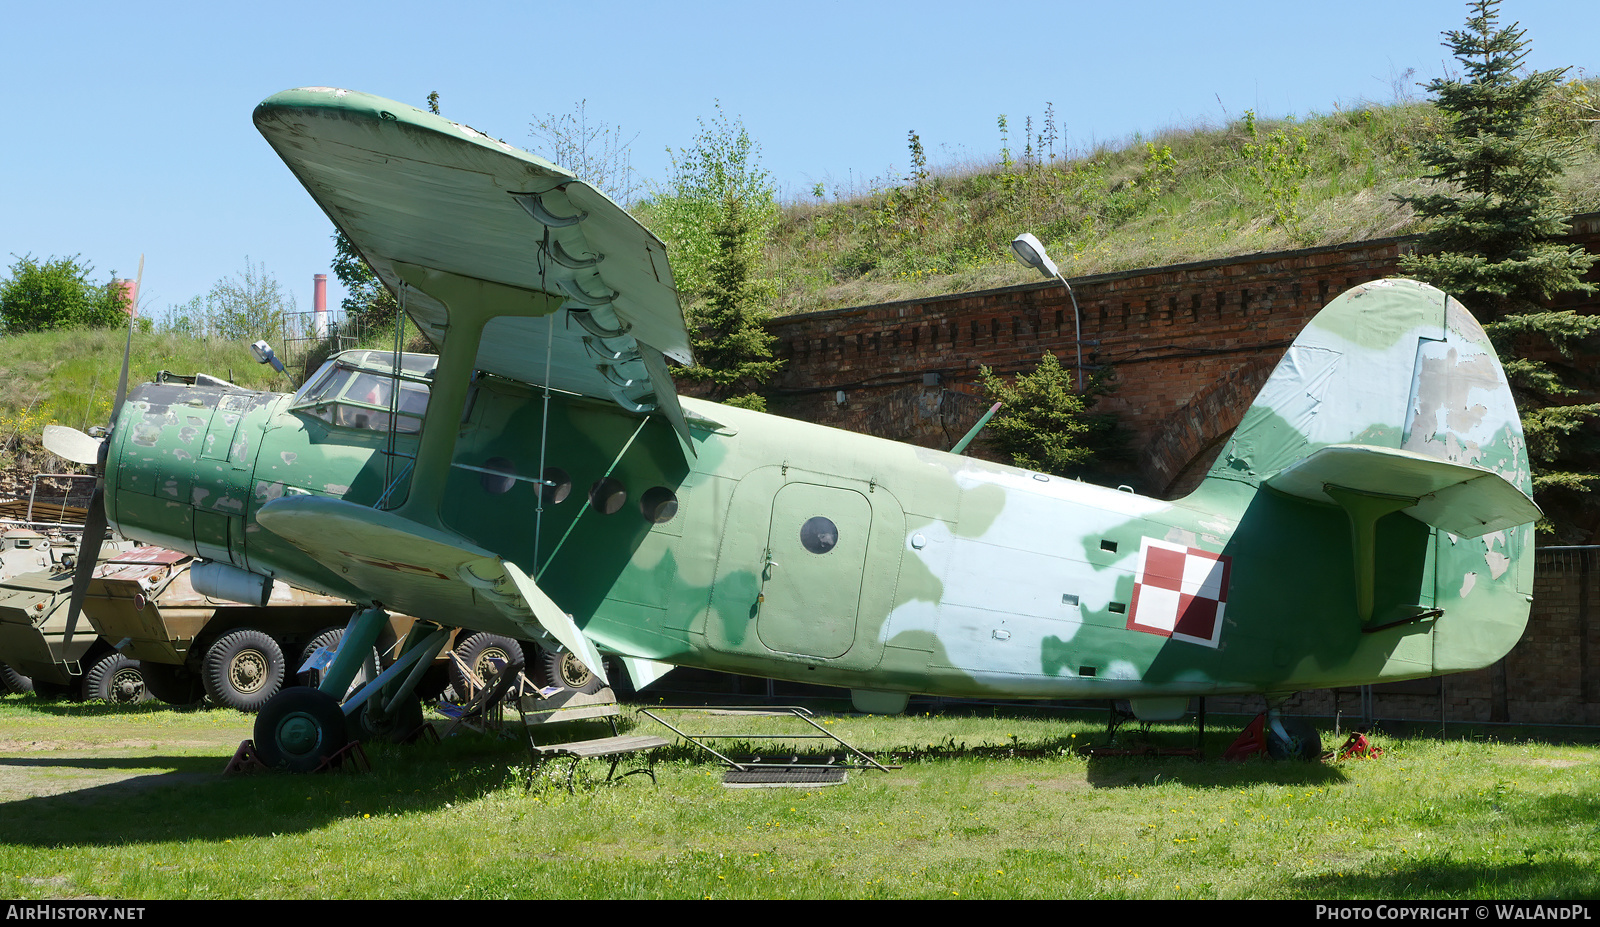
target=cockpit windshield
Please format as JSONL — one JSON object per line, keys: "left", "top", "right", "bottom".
{"left": 290, "top": 350, "right": 435, "bottom": 435}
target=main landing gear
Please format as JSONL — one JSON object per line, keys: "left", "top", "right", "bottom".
{"left": 1223, "top": 697, "right": 1323, "bottom": 761}
{"left": 252, "top": 606, "right": 452, "bottom": 772}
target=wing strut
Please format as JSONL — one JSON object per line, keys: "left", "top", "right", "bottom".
{"left": 533, "top": 304, "right": 556, "bottom": 567}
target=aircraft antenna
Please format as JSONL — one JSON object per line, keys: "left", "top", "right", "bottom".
{"left": 382, "top": 284, "right": 407, "bottom": 500}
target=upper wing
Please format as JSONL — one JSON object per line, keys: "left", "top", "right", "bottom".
{"left": 253, "top": 87, "right": 692, "bottom": 445}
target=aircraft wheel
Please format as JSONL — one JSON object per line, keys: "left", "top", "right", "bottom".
{"left": 203, "top": 629, "right": 286, "bottom": 712}
{"left": 83, "top": 653, "right": 149, "bottom": 703}
{"left": 352, "top": 694, "right": 425, "bottom": 743}
{"left": 0, "top": 663, "right": 33, "bottom": 695}
{"left": 1266, "top": 716, "right": 1322, "bottom": 761}
{"left": 448, "top": 633, "right": 524, "bottom": 699}
{"left": 254, "top": 686, "right": 349, "bottom": 772}
{"left": 535, "top": 646, "right": 604, "bottom": 695}
{"left": 140, "top": 663, "right": 204, "bottom": 706}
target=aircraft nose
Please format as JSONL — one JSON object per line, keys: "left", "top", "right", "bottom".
{"left": 106, "top": 381, "right": 280, "bottom": 563}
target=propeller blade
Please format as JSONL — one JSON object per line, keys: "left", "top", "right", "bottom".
{"left": 111, "top": 255, "right": 142, "bottom": 422}
{"left": 42, "top": 425, "right": 101, "bottom": 466}
{"left": 62, "top": 487, "right": 108, "bottom": 645}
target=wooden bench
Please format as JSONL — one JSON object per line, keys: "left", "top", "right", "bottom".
{"left": 515, "top": 687, "right": 669, "bottom": 792}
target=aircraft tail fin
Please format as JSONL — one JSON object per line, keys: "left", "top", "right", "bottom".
{"left": 1196, "top": 279, "right": 1536, "bottom": 663}
{"left": 1202, "top": 278, "right": 1533, "bottom": 500}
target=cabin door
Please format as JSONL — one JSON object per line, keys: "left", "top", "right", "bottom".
{"left": 756, "top": 482, "right": 872, "bottom": 659}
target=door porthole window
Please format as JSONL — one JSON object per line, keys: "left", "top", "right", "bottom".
{"left": 800, "top": 516, "right": 839, "bottom": 554}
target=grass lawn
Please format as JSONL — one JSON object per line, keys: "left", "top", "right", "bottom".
{"left": 1, "top": 694, "right": 1596, "bottom": 900}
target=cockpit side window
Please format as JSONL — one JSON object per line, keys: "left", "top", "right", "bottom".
{"left": 290, "top": 351, "right": 433, "bottom": 435}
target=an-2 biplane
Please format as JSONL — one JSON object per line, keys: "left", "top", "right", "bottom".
{"left": 57, "top": 88, "right": 1540, "bottom": 768}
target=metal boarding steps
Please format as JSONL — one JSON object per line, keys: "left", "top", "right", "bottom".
{"left": 637, "top": 705, "right": 898, "bottom": 788}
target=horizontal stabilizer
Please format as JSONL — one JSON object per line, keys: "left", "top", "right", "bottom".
{"left": 254, "top": 495, "right": 607, "bottom": 684}
{"left": 1266, "top": 444, "right": 1540, "bottom": 538}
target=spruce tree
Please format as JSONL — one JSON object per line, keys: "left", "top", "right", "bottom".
{"left": 1398, "top": 0, "right": 1600, "bottom": 540}
{"left": 678, "top": 192, "right": 782, "bottom": 410}
{"left": 977, "top": 354, "right": 1095, "bottom": 476}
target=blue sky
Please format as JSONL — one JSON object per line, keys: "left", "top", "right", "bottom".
{"left": 3, "top": 0, "right": 1597, "bottom": 323}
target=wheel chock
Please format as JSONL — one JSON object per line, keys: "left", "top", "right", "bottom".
{"left": 1223, "top": 712, "right": 1268, "bottom": 760}
{"left": 224, "top": 740, "right": 269, "bottom": 774}
{"left": 314, "top": 739, "right": 371, "bottom": 774}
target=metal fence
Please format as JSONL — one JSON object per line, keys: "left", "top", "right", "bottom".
{"left": 276, "top": 310, "right": 365, "bottom": 379}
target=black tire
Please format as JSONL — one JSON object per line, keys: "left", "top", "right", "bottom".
{"left": 351, "top": 694, "right": 426, "bottom": 743}
{"left": 0, "top": 663, "right": 33, "bottom": 696}
{"left": 296, "top": 627, "right": 379, "bottom": 695}
{"left": 534, "top": 645, "right": 604, "bottom": 695}
{"left": 254, "top": 686, "right": 349, "bottom": 773}
{"left": 1266, "top": 716, "right": 1322, "bottom": 761}
{"left": 140, "top": 662, "right": 205, "bottom": 706}
{"left": 82, "top": 653, "right": 150, "bottom": 703}
{"left": 203, "top": 628, "right": 286, "bottom": 712}
{"left": 31, "top": 678, "right": 77, "bottom": 700}
{"left": 448, "top": 633, "right": 525, "bottom": 698}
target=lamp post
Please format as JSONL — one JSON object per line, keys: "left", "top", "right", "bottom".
{"left": 1010, "top": 232, "right": 1083, "bottom": 392}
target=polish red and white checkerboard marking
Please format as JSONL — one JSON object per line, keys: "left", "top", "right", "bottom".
{"left": 1127, "top": 538, "right": 1231, "bottom": 648}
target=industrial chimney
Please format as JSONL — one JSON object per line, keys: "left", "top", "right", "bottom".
{"left": 114, "top": 278, "right": 139, "bottom": 317}
{"left": 313, "top": 273, "right": 328, "bottom": 338}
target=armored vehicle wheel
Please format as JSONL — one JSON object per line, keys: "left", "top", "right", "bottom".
{"left": 1266, "top": 716, "right": 1322, "bottom": 761}
{"left": 0, "top": 663, "right": 33, "bottom": 695}
{"left": 31, "top": 678, "right": 77, "bottom": 700}
{"left": 296, "top": 627, "right": 380, "bottom": 695}
{"left": 448, "top": 633, "right": 524, "bottom": 698}
{"left": 254, "top": 686, "right": 349, "bottom": 772}
{"left": 535, "top": 646, "right": 604, "bottom": 695}
{"left": 140, "top": 662, "right": 204, "bottom": 706}
{"left": 204, "top": 629, "right": 286, "bottom": 712}
{"left": 83, "top": 653, "right": 149, "bottom": 703}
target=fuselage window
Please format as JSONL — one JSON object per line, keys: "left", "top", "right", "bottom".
{"left": 800, "top": 516, "right": 839, "bottom": 554}
{"left": 540, "top": 467, "right": 573, "bottom": 505}
{"left": 640, "top": 487, "right": 678, "bottom": 524}
{"left": 480, "top": 457, "right": 517, "bottom": 495}
{"left": 589, "top": 477, "right": 627, "bottom": 515}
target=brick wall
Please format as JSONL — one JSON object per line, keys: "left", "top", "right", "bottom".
{"left": 769, "top": 213, "right": 1600, "bottom": 498}
{"left": 762, "top": 217, "right": 1600, "bottom": 727}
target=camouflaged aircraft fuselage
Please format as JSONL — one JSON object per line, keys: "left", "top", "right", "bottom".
{"left": 105, "top": 282, "right": 1536, "bottom": 712}
{"left": 101, "top": 89, "right": 1537, "bottom": 717}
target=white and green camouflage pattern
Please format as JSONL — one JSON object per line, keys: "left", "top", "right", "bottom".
{"left": 99, "top": 91, "right": 1537, "bottom": 720}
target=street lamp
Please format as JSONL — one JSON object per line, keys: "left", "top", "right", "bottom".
{"left": 1010, "top": 233, "right": 1083, "bottom": 392}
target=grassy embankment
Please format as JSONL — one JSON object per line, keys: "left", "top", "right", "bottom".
{"left": 0, "top": 694, "right": 1596, "bottom": 899}
{"left": 672, "top": 86, "right": 1599, "bottom": 316}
